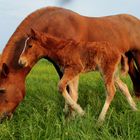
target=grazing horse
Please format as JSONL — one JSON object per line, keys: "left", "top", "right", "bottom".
{"left": 0, "top": 6, "right": 140, "bottom": 120}
{"left": 19, "top": 30, "right": 137, "bottom": 122}
{"left": 0, "top": 57, "right": 27, "bottom": 120}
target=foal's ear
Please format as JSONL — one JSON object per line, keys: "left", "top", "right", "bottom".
{"left": 30, "top": 28, "right": 41, "bottom": 40}
{"left": 1, "top": 63, "right": 9, "bottom": 78}
{"left": 30, "top": 28, "right": 36, "bottom": 38}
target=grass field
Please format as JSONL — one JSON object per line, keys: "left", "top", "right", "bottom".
{"left": 0, "top": 59, "right": 140, "bottom": 140}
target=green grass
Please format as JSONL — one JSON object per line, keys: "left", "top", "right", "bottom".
{"left": 0, "top": 59, "right": 140, "bottom": 140}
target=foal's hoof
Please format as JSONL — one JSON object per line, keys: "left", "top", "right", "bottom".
{"left": 96, "top": 119, "right": 104, "bottom": 127}
{"left": 63, "top": 106, "right": 69, "bottom": 114}
{"left": 79, "top": 110, "right": 85, "bottom": 117}
{"left": 132, "top": 106, "right": 138, "bottom": 111}
{"left": 65, "top": 111, "right": 76, "bottom": 121}
{"left": 65, "top": 110, "right": 85, "bottom": 121}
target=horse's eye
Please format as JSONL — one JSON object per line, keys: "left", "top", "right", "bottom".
{"left": 0, "top": 88, "right": 6, "bottom": 95}
{"left": 28, "top": 45, "right": 32, "bottom": 48}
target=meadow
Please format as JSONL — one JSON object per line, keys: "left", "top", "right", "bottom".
{"left": 0, "top": 59, "right": 140, "bottom": 140}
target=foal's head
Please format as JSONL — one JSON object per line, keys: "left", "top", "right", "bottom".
{"left": 19, "top": 29, "right": 60, "bottom": 68}
{"left": 19, "top": 29, "right": 48, "bottom": 68}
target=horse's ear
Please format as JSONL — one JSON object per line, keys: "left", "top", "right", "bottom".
{"left": 1, "top": 63, "right": 9, "bottom": 78}
{"left": 30, "top": 28, "right": 41, "bottom": 40}
{"left": 30, "top": 28, "right": 36, "bottom": 38}
{"left": 26, "top": 33, "right": 30, "bottom": 38}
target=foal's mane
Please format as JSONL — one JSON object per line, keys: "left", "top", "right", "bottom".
{"left": 38, "top": 32, "right": 79, "bottom": 50}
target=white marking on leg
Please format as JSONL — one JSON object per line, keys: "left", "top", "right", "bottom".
{"left": 69, "top": 77, "right": 79, "bottom": 102}
{"left": 62, "top": 89, "right": 85, "bottom": 116}
{"left": 72, "top": 76, "right": 79, "bottom": 102}
{"left": 97, "top": 77, "right": 115, "bottom": 123}
{"left": 115, "top": 77, "right": 137, "bottom": 111}
{"left": 63, "top": 76, "right": 79, "bottom": 115}
{"left": 63, "top": 102, "right": 69, "bottom": 113}
{"left": 98, "top": 96, "right": 110, "bottom": 123}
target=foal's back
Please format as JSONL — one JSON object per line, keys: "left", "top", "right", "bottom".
{"left": 81, "top": 41, "right": 120, "bottom": 71}
{"left": 55, "top": 40, "right": 120, "bottom": 72}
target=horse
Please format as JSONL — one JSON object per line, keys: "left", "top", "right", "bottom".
{"left": 0, "top": 6, "right": 140, "bottom": 120}
{"left": 18, "top": 29, "right": 137, "bottom": 122}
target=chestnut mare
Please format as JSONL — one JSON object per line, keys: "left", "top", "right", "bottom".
{"left": 19, "top": 29, "right": 137, "bottom": 122}
{"left": 0, "top": 6, "right": 140, "bottom": 120}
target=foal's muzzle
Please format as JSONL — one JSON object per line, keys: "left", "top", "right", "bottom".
{"left": 18, "top": 58, "right": 28, "bottom": 67}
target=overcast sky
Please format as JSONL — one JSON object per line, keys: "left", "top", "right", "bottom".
{"left": 0, "top": 0, "right": 140, "bottom": 51}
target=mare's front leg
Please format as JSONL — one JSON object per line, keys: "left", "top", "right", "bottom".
{"left": 58, "top": 68, "right": 84, "bottom": 116}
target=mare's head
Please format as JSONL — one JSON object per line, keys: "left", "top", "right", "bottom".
{"left": 18, "top": 29, "right": 49, "bottom": 68}
{"left": 0, "top": 63, "right": 24, "bottom": 121}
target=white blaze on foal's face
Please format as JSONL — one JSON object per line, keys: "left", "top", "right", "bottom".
{"left": 19, "top": 36, "right": 45, "bottom": 67}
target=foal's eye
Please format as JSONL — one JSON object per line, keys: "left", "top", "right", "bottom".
{"left": 28, "top": 45, "right": 32, "bottom": 48}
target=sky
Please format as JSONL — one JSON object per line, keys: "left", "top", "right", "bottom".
{"left": 0, "top": 0, "right": 140, "bottom": 52}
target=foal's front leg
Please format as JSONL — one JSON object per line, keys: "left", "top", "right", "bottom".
{"left": 69, "top": 76, "right": 79, "bottom": 104}
{"left": 58, "top": 69, "right": 84, "bottom": 116}
{"left": 54, "top": 65, "right": 79, "bottom": 114}
{"left": 53, "top": 63, "right": 79, "bottom": 113}
{"left": 64, "top": 76, "right": 79, "bottom": 114}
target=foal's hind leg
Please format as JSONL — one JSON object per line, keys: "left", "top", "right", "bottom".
{"left": 98, "top": 72, "right": 116, "bottom": 123}
{"left": 98, "top": 80, "right": 115, "bottom": 123}
{"left": 114, "top": 76, "right": 137, "bottom": 111}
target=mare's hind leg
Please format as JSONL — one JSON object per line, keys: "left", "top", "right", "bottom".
{"left": 114, "top": 76, "right": 137, "bottom": 111}
{"left": 98, "top": 73, "right": 116, "bottom": 123}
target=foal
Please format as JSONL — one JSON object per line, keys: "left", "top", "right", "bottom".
{"left": 19, "top": 29, "right": 137, "bottom": 122}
